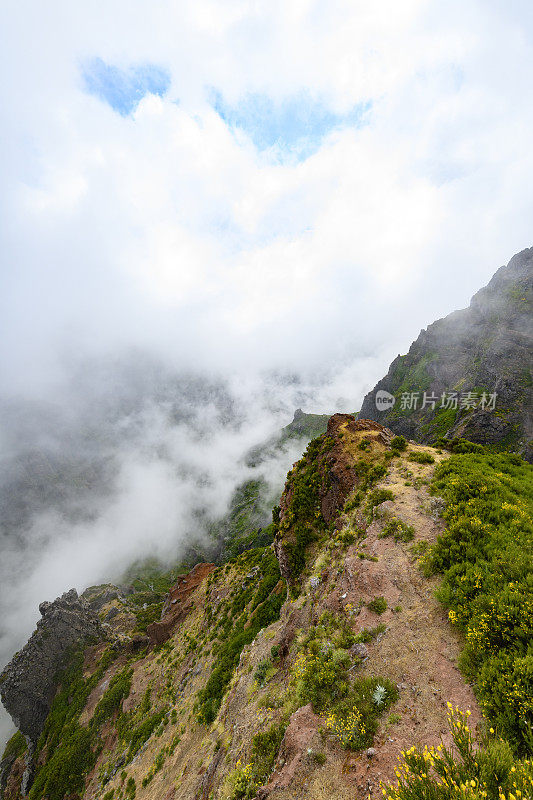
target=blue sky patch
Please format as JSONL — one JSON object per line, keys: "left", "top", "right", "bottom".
{"left": 82, "top": 58, "right": 171, "bottom": 116}
{"left": 210, "top": 90, "right": 370, "bottom": 161}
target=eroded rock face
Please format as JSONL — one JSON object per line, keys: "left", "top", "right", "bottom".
{"left": 274, "top": 416, "right": 395, "bottom": 584}
{"left": 0, "top": 589, "right": 106, "bottom": 746}
{"left": 146, "top": 563, "right": 215, "bottom": 646}
{"left": 257, "top": 704, "right": 321, "bottom": 798}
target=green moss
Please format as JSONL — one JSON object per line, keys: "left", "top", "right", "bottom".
{"left": 1, "top": 730, "right": 26, "bottom": 761}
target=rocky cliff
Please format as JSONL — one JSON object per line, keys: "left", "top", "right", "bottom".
{"left": 359, "top": 247, "right": 533, "bottom": 460}
{"left": 0, "top": 590, "right": 106, "bottom": 793}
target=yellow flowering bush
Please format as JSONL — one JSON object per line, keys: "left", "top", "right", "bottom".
{"left": 382, "top": 707, "right": 533, "bottom": 800}
{"left": 228, "top": 760, "right": 258, "bottom": 800}
{"left": 326, "top": 704, "right": 366, "bottom": 749}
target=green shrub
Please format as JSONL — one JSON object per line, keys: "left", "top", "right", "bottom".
{"left": 379, "top": 518, "right": 415, "bottom": 543}
{"left": 427, "top": 452, "right": 533, "bottom": 751}
{"left": 327, "top": 676, "right": 397, "bottom": 751}
{"left": 367, "top": 597, "right": 387, "bottom": 614}
{"left": 408, "top": 451, "right": 435, "bottom": 464}
{"left": 391, "top": 436, "right": 407, "bottom": 451}
{"left": 251, "top": 723, "right": 285, "bottom": 781}
{"left": 337, "top": 530, "right": 357, "bottom": 545}
{"left": 436, "top": 436, "right": 484, "bottom": 454}
{"left": 292, "top": 646, "right": 350, "bottom": 712}
{"left": 366, "top": 489, "right": 394, "bottom": 518}
{"left": 354, "top": 623, "right": 386, "bottom": 643}
{"left": 254, "top": 658, "right": 273, "bottom": 686}
{"left": 382, "top": 707, "right": 532, "bottom": 800}
{"left": 344, "top": 491, "right": 363, "bottom": 511}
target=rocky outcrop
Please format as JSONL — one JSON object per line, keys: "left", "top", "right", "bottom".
{"left": 274, "top": 415, "right": 395, "bottom": 584}
{"left": 257, "top": 704, "right": 321, "bottom": 798}
{"left": 0, "top": 589, "right": 106, "bottom": 748}
{"left": 146, "top": 563, "right": 215, "bottom": 646}
{"left": 359, "top": 247, "right": 533, "bottom": 460}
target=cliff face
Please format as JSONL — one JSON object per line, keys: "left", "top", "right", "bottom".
{"left": 0, "top": 590, "right": 106, "bottom": 795}
{"left": 0, "top": 590, "right": 106, "bottom": 747}
{"left": 359, "top": 247, "right": 533, "bottom": 460}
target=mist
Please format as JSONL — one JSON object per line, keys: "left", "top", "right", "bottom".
{"left": 2, "top": 0, "right": 533, "bottom": 747}
{"left": 0, "top": 350, "right": 388, "bottom": 744}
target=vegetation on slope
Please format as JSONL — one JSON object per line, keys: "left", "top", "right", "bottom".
{"left": 426, "top": 451, "right": 533, "bottom": 751}
{"left": 384, "top": 450, "right": 533, "bottom": 800}
{"left": 29, "top": 648, "right": 119, "bottom": 800}
{"left": 196, "top": 547, "right": 284, "bottom": 724}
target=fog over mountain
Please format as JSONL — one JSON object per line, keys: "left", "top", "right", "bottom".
{"left": 0, "top": 350, "right": 386, "bottom": 744}
{"left": 2, "top": 0, "right": 533, "bottom": 749}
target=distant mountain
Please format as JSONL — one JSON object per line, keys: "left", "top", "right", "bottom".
{"left": 359, "top": 247, "right": 533, "bottom": 461}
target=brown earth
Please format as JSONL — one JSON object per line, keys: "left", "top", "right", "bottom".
{"left": 147, "top": 563, "right": 215, "bottom": 645}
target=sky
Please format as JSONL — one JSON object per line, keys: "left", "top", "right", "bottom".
{"left": 1, "top": 0, "right": 533, "bottom": 401}
{"left": 1, "top": 0, "right": 533, "bottom": 745}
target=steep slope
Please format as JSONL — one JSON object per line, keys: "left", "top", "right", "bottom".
{"left": 359, "top": 247, "right": 533, "bottom": 460}
{"left": 4, "top": 416, "right": 531, "bottom": 800}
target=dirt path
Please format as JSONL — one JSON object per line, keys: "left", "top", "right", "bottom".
{"left": 313, "top": 447, "right": 483, "bottom": 798}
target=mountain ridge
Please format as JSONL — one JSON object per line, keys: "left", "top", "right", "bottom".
{"left": 359, "top": 247, "right": 533, "bottom": 461}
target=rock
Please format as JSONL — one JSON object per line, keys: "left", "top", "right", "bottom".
{"left": 147, "top": 563, "right": 215, "bottom": 646}
{"left": 195, "top": 747, "right": 224, "bottom": 800}
{"left": 366, "top": 747, "right": 377, "bottom": 758}
{"left": 350, "top": 642, "right": 368, "bottom": 659}
{"left": 0, "top": 589, "right": 106, "bottom": 749}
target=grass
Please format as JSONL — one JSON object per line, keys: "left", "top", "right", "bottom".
{"left": 379, "top": 517, "right": 415, "bottom": 543}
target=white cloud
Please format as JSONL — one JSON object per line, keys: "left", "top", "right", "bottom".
{"left": 2, "top": 1, "right": 532, "bottom": 388}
